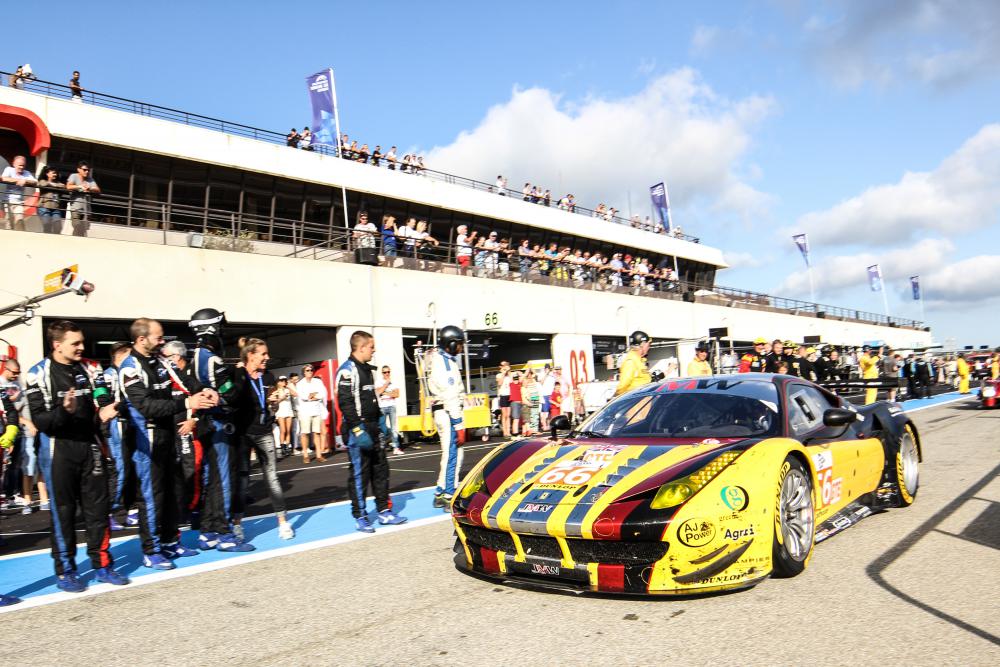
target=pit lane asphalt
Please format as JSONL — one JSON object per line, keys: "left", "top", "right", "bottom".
{"left": 2, "top": 395, "right": 998, "bottom": 666}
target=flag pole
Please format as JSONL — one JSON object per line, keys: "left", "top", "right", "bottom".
{"left": 328, "top": 67, "right": 351, "bottom": 231}
{"left": 881, "top": 284, "right": 890, "bottom": 319}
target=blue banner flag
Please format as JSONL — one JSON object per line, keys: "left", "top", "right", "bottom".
{"left": 867, "top": 264, "right": 883, "bottom": 292}
{"left": 649, "top": 183, "right": 671, "bottom": 231}
{"left": 910, "top": 275, "right": 920, "bottom": 300}
{"left": 306, "top": 69, "right": 337, "bottom": 148}
{"left": 792, "top": 234, "right": 810, "bottom": 267}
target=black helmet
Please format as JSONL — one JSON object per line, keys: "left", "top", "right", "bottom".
{"left": 629, "top": 330, "right": 651, "bottom": 347}
{"left": 189, "top": 308, "right": 227, "bottom": 336}
{"left": 439, "top": 325, "right": 465, "bottom": 356}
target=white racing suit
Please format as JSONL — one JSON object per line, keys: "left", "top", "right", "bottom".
{"left": 426, "top": 348, "right": 465, "bottom": 496}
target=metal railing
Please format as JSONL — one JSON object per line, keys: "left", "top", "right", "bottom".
{"left": 3, "top": 71, "right": 701, "bottom": 243}
{"left": 1, "top": 186, "right": 924, "bottom": 329}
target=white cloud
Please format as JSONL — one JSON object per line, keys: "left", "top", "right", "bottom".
{"left": 722, "top": 251, "right": 766, "bottom": 270}
{"left": 922, "top": 255, "right": 1000, "bottom": 306}
{"left": 803, "top": 1, "right": 1000, "bottom": 90}
{"left": 788, "top": 124, "right": 1000, "bottom": 246}
{"left": 425, "top": 69, "right": 776, "bottom": 223}
{"left": 777, "top": 238, "right": 954, "bottom": 297}
{"left": 690, "top": 25, "right": 719, "bottom": 55}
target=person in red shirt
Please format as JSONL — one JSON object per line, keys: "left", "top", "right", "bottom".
{"left": 739, "top": 338, "right": 768, "bottom": 373}
{"left": 508, "top": 372, "right": 523, "bottom": 436}
{"left": 549, "top": 381, "right": 563, "bottom": 418}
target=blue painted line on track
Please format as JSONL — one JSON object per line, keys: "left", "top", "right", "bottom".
{"left": 0, "top": 390, "right": 978, "bottom": 610}
{"left": 0, "top": 487, "right": 445, "bottom": 606}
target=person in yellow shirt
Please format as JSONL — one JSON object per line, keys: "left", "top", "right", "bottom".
{"left": 991, "top": 353, "right": 999, "bottom": 381}
{"left": 859, "top": 345, "right": 880, "bottom": 405}
{"left": 687, "top": 346, "right": 712, "bottom": 377}
{"left": 956, "top": 354, "right": 970, "bottom": 394}
{"left": 614, "top": 331, "right": 653, "bottom": 396}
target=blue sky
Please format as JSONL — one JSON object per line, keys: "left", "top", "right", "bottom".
{"left": 14, "top": 1, "right": 999, "bottom": 347}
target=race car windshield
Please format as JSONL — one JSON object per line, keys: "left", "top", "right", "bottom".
{"left": 576, "top": 381, "right": 781, "bottom": 439}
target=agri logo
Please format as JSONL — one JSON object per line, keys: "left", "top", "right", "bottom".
{"left": 721, "top": 485, "right": 749, "bottom": 511}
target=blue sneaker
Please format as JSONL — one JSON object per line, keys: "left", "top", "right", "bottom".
{"left": 355, "top": 516, "right": 375, "bottom": 533}
{"left": 142, "top": 553, "right": 176, "bottom": 570}
{"left": 56, "top": 572, "right": 87, "bottom": 593}
{"left": 125, "top": 510, "right": 139, "bottom": 527}
{"left": 108, "top": 515, "right": 125, "bottom": 531}
{"left": 0, "top": 593, "right": 22, "bottom": 606}
{"left": 378, "top": 509, "right": 408, "bottom": 526}
{"left": 198, "top": 532, "right": 220, "bottom": 550}
{"left": 215, "top": 533, "right": 256, "bottom": 552}
{"left": 162, "top": 542, "right": 199, "bottom": 559}
{"left": 94, "top": 567, "right": 130, "bottom": 586}
{"left": 39, "top": 501, "right": 50, "bottom": 511}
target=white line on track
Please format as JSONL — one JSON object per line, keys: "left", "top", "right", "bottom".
{"left": 0, "top": 511, "right": 452, "bottom": 614}
{"left": 389, "top": 468, "right": 436, "bottom": 473}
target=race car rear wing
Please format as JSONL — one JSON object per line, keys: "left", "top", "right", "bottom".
{"left": 820, "top": 378, "right": 905, "bottom": 392}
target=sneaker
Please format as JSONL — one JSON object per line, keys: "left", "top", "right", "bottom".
{"left": 94, "top": 567, "right": 130, "bottom": 586}
{"left": 433, "top": 492, "right": 453, "bottom": 509}
{"left": 162, "top": 542, "right": 199, "bottom": 558}
{"left": 142, "top": 553, "right": 176, "bottom": 570}
{"left": 21, "top": 505, "right": 32, "bottom": 515}
{"left": 56, "top": 572, "right": 87, "bottom": 593}
{"left": 216, "top": 533, "right": 256, "bottom": 552}
{"left": 392, "top": 448, "right": 405, "bottom": 456}
{"left": 198, "top": 532, "right": 220, "bottom": 550}
{"left": 108, "top": 515, "right": 125, "bottom": 531}
{"left": 355, "top": 516, "right": 375, "bottom": 533}
{"left": 39, "top": 500, "right": 51, "bottom": 511}
{"left": 278, "top": 522, "right": 295, "bottom": 540}
{"left": 378, "top": 509, "right": 408, "bottom": 526}
{"left": 125, "top": 510, "right": 139, "bottom": 527}
{"left": 232, "top": 523, "right": 245, "bottom": 541}
{"left": 0, "top": 593, "right": 21, "bottom": 606}
{"left": 12, "top": 495, "right": 29, "bottom": 507}
{"left": 293, "top": 447, "right": 302, "bottom": 455}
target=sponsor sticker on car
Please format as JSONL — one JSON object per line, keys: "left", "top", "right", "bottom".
{"left": 677, "top": 518, "right": 716, "bottom": 547}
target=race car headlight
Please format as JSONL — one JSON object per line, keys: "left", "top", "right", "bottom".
{"left": 459, "top": 468, "right": 486, "bottom": 499}
{"left": 650, "top": 451, "right": 741, "bottom": 510}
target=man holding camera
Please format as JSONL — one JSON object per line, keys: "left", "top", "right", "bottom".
{"left": 337, "top": 331, "right": 406, "bottom": 533}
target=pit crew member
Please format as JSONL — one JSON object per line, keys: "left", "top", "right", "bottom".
{"left": 426, "top": 325, "right": 467, "bottom": 509}
{"left": 614, "top": 331, "right": 653, "bottom": 395}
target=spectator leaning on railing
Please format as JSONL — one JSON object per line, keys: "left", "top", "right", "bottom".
{"left": 1, "top": 155, "right": 37, "bottom": 231}
{"left": 65, "top": 161, "right": 100, "bottom": 236}
{"left": 36, "top": 166, "right": 66, "bottom": 234}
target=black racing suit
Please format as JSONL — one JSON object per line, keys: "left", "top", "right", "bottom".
{"left": 764, "top": 351, "right": 785, "bottom": 373}
{"left": 192, "top": 345, "right": 238, "bottom": 536}
{"left": 25, "top": 357, "right": 114, "bottom": 576}
{"left": 789, "top": 356, "right": 817, "bottom": 381}
{"left": 120, "top": 351, "right": 200, "bottom": 556}
{"left": 336, "top": 356, "right": 389, "bottom": 518}
{"left": 169, "top": 363, "right": 209, "bottom": 525}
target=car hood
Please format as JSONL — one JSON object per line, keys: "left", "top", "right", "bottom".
{"left": 479, "top": 436, "right": 752, "bottom": 512}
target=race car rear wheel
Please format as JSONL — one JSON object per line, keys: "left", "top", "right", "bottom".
{"left": 882, "top": 424, "right": 919, "bottom": 507}
{"left": 772, "top": 455, "right": 815, "bottom": 578}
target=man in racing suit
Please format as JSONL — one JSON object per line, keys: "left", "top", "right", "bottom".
{"left": 336, "top": 330, "right": 407, "bottom": 532}
{"left": 161, "top": 341, "right": 206, "bottom": 530}
{"left": 426, "top": 325, "right": 467, "bottom": 509}
{"left": 739, "top": 338, "right": 768, "bottom": 373}
{"left": 103, "top": 342, "right": 135, "bottom": 530}
{"left": 188, "top": 308, "right": 253, "bottom": 552}
{"left": 25, "top": 320, "right": 130, "bottom": 592}
{"left": 614, "top": 331, "right": 653, "bottom": 396}
{"left": 121, "top": 318, "right": 215, "bottom": 570}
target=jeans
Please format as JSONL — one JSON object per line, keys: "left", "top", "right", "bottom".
{"left": 38, "top": 207, "right": 64, "bottom": 234}
{"left": 380, "top": 405, "right": 399, "bottom": 447}
{"left": 235, "top": 431, "right": 286, "bottom": 516}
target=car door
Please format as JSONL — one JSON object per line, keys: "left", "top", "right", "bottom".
{"left": 785, "top": 383, "right": 884, "bottom": 522}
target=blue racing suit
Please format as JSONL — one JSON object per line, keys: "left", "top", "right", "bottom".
{"left": 192, "top": 346, "right": 237, "bottom": 533}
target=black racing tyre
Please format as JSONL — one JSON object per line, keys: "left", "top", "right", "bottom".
{"left": 878, "top": 424, "right": 920, "bottom": 507}
{"left": 772, "top": 455, "right": 815, "bottom": 578}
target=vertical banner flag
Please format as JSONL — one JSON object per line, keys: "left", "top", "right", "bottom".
{"left": 792, "top": 234, "right": 810, "bottom": 267}
{"left": 306, "top": 69, "right": 337, "bottom": 147}
{"left": 867, "top": 264, "right": 883, "bottom": 292}
{"left": 649, "top": 183, "right": 671, "bottom": 231}
{"left": 910, "top": 275, "right": 920, "bottom": 300}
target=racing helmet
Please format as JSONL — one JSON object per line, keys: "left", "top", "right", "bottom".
{"left": 189, "top": 308, "right": 227, "bottom": 351}
{"left": 629, "top": 330, "right": 651, "bottom": 347}
{"left": 439, "top": 325, "right": 465, "bottom": 356}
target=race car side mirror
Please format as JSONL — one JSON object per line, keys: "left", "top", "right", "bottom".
{"left": 823, "top": 408, "right": 857, "bottom": 428}
{"left": 549, "top": 414, "right": 571, "bottom": 440}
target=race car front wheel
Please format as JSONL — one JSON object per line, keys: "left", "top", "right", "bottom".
{"left": 772, "top": 455, "right": 815, "bottom": 578}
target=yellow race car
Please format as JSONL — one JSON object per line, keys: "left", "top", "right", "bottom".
{"left": 451, "top": 374, "right": 920, "bottom": 595}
